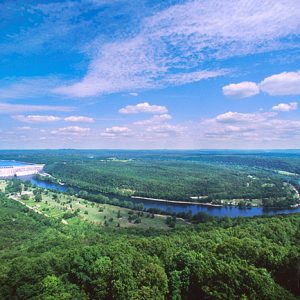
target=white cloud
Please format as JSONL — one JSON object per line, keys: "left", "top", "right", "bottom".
{"left": 2, "top": 1, "right": 300, "bottom": 99}
{"left": 0, "top": 0, "right": 299, "bottom": 102}
{"left": 105, "top": 126, "right": 130, "bottom": 133}
{"left": 100, "top": 112, "right": 182, "bottom": 139}
{"left": 223, "top": 70, "right": 300, "bottom": 98}
{"left": 51, "top": 126, "right": 91, "bottom": 135}
{"left": 134, "top": 114, "right": 172, "bottom": 126}
{"left": 119, "top": 102, "right": 168, "bottom": 114}
{"left": 0, "top": 103, "right": 74, "bottom": 114}
{"left": 17, "top": 126, "right": 31, "bottom": 131}
{"left": 272, "top": 102, "right": 298, "bottom": 112}
{"left": 205, "top": 125, "right": 255, "bottom": 138}
{"left": 259, "top": 71, "right": 300, "bottom": 95}
{"left": 222, "top": 81, "right": 259, "bottom": 98}
{"left": 129, "top": 92, "right": 139, "bottom": 96}
{"left": 54, "top": 0, "right": 300, "bottom": 97}
{"left": 214, "top": 111, "right": 275, "bottom": 123}
{"left": 0, "top": 77, "right": 63, "bottom": 100}
{"left": 146, "top": 123, "right": 184, "bottom": 135}
{"left": 102, "top": 126, "right": 131, "bottom": 137}
{"left": 64, "top": 116, "right": 94, "bottom": 123}
{"left": 163, "top": 70, "right": 229, "bottom": 85}
{"left": 198, "top": 108, "right": 300, "bottom": 145}
{"left": 12, "top": 113, "right": 95, "bottom": 127}
{"left": 13, "top": 115, "right": 61, "bottom": 123}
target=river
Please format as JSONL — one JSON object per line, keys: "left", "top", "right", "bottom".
{"left": 26, "top": 177, "right": 300, "bottom": 218}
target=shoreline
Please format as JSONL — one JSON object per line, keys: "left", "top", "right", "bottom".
{"left": 15, "top": 177, "right": 300, "bottom": 211}
{"left": 131, "top": 196, "right": 223, "bottom": 207}
{"left": 131, "top": 196, "right": 300, "bottom": 209}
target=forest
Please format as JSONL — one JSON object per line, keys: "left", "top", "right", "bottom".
{"left": 0, "top": 150, "right": 298, "bottom": 207}
{"left": 0, "top": 150, "right": 300, "bottom": 299}
{"left": 0, "top": 192, "right": 299, "bottom": 299}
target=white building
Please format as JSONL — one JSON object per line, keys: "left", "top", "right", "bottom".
{"left": 0, "top": 164, "right": 44, "bottom": 177}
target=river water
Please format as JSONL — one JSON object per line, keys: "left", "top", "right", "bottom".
{"left": 27, "top": 177, "right": 300, "bottom": 218}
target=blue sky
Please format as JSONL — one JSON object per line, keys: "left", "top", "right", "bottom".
{"left": 1, "top": 0, "right": 300, "bottom": 149}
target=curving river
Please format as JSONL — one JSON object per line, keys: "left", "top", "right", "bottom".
{"left": 28, "top": 177, "right": 300, "bottom": 218}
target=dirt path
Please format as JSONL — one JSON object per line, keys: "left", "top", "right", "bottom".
{"left": 9, "top": 195, "right": 45, "bottom": 215}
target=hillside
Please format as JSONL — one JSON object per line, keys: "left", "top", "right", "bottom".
{"left": 0, "top": 192, "right": 299, "bottom": 299}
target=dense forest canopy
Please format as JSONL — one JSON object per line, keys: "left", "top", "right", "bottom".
{"left": 0, "top": 150, "right": 299, "bottom": 207}
{"left": 0, "top": 150, "right": 300, "bottom": 299}
{"left": 0, "top": 193, "right": 299, "bottom": 299}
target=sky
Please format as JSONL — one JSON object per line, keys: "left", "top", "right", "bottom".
{"left": 0, "top": 0, "right": 300, "bottom": 149}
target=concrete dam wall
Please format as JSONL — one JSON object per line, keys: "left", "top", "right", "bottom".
{"left": 0, "top": 164, "right": 44, "bottom": 177}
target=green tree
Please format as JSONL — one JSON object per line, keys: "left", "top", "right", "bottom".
{"left": 91, "top": 256, "right": 112, "bottom": 299}
{"left": 21, "top": 194, "right": 30, "bottom": 201}
{"left": 137, "top": 263, "right": 168, "bottom": 300}
{"left": 39, "top": 275, "right": 71, "bottom": 299}
{"left": 35, "top": 193, "right": 42, "bottom": 202}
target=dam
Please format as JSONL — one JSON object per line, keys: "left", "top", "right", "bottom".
{"left": 0, "top": 161, "right": 44, "bottom": 177}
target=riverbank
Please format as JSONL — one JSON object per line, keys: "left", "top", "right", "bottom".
{"left": 15, "top": 176, "right": 300, "bottom": 218}
{"left": 31, "top": 174, "right": 300, "bottom": 210}
{"left": 131, "top": 196, "right": 223, "bottom": 207}
{"left": 2, "top": 181, "right": 188, "bottom": 230}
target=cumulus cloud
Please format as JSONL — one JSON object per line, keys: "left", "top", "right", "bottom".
{"left": 12, "top": 114, "right": 96, "bottom": 124}
{"left": 272, "top": 102, "right": 298, "bottom": 112}
{"left": 215, "top": 111, "right": 275, "bottom": 123}
{"left": 145, "top": 124, "right": 184, "bottom": 135}
{"left": 100, "top": 112, "right": 182, "bottom": 139}
{"left": 105, "top": 126, "right": 130, "bottom": 133}
{"left": 64, "top": 116, "right": 94, "bottom": 123}
{"left": 198, "top": 107, "right": 300, "bottom": 145}
{"left": 260, "top": 71, "right": 300, "bottom": 95}
{"left": 223, "top": 71, "right": 300, "bottom": 98}
{"left": 51, "top": 126, "right": 91, "bottom": 135}
{"left": 134, "top": 114, "right": 172, "bottom": 126}
{"left": 205, "top": 125, "right": 255, "bottom": 138}
{"left": 102, "top": 126, "right": 131, "bottom": 137}
{"left": 222, "top": 81, "right": 260, "bottom": 98}
{"left": 119, "top": 102, "right": 168, "bottom": 114}
{"left": 13, "top": 115, "right": 61, "bottom": 123}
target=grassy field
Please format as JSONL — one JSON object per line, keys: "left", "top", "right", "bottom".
{"left": 1, "top": 180, "right": 188, "bottom": 230}
{"left": 0, "top": 180, "right": 6, "bottom": 192}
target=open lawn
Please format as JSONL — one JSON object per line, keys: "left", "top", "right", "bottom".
{"left": 9, "top": 186, "right": 188, "bottom": 230}
{"left": 0, "top": 180, "right": 7, "bottom": 192}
